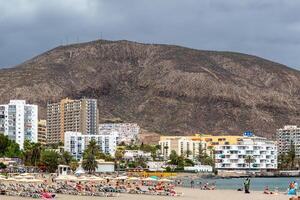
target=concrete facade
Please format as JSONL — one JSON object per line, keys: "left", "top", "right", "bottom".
{"left": 0, "top": 100, "right": 38, "bottom": 149}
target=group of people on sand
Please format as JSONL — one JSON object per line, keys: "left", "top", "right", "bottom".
{"left": 0, "top": 177, "right": 181, "bottom": 198}
{"left": 263, "top": 180, "right": 299, "bottom": 196}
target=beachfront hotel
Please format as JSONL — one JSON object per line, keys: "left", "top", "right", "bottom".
{"left": 276, "top": 125, "right": 300, "bottom": 156}
{"left": 0, "top": 100, "right": 38, "bottom": 149}
{"left": 159, "top": 134, "right": 242, "bottom": 160}
{"left": 99, "top": 123, "right": 140, "bottom": 144}
{"left": 215, "top": 134, "right": 277, "bottom": 170}
{"left": 46, "top": 98, "right": 99, "bottom": 144}
{"left": 64, "top": 131, "right": 117, "bottom": 160}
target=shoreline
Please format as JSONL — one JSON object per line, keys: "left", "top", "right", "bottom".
{"left": 0, "top": 188, "right": 290, "bottom": 200}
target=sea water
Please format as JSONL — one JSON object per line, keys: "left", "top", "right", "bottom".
{"left": 181, "top": 177, "right": 300, "bottom": 192}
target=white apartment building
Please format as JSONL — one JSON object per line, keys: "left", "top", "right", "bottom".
{"left": 277, "top": 125, "right": 300, "bottom": 156}
{"left": 123, "top": 150, "right": 152, "bottom": 161}
{"left": 0, "top": 100, "right": 38, "bottom": 149}
{"left": 99, "top": 123, "right": 140, "bottom": 144}
{"left": 215, "top": 135, "right": 277, "bottom": 171}
{"left": 64, "top": 131, "right": 117, "bottom": 160}
{"left": 159, "top": 136, "right": 207, "bottom": 160}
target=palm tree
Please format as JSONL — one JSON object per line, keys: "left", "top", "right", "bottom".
{"left": 184, "top": 150, "right": 192, "bottom": 159}
{"left": 22, "top": 141, "right": 42, "bottom": 166}
{"left": 31, "top": 143, "right": 42, "bottom": 166}
{"left": 61, "top": 151, "right": 73, "bottom": 165}
{"left": 245, "top": 155, "right": 255, "bottom": 171}
{"left": 115, "top": 149, "right": 124, "bottom": 171}
{"left": 288, "top": 141, "right": 296, "bottom": 169}
{"left": 86, "top": 140, "right": 99, "bottom": 155}
{"left": 82, "top": 153, "right": 98, "bottom": 174}
{"left": 69, "top": 160, "right": 79, "bottom": 171}
{"left": 163, "top": 146, "right": 169, "bottom": 160}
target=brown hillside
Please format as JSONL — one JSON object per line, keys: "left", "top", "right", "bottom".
{"left": 1, "top": 40, "right": 299, "bottom": 138}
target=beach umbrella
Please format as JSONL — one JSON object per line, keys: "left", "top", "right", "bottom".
{"left": 150, "top": 176, "right": 159, "bottom": 180}
{"left": 159, "top": 178, "right": 173, "bottom": 182}
{"left": 15, "top": 175, "right": 34, "bottom": 179}
{"left": 75, "top": 167, "right": 86, "bottom": 175}
{"left": 89, "top": 176, "right": 105, "bottom": 181}
{"left": 127, "top": 177, "right": 140, "bottom": 181}
{"left": 5, "top": 178, "right": 16, "bottom": 182}
{"left": 55, "top": 175, "right": 77, "bottom": 181}
{"left": 115, "top": 176, "right": 128, "bottom": 180}
{"left": 16, "top": 178, "right": 43, "bottom": 183}
{"left": 142, "top": 177, "right": 158, "bottom": 181}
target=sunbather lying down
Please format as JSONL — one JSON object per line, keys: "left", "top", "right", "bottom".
{"left": 41, "top": 190, "right": 56, "bottom": 199}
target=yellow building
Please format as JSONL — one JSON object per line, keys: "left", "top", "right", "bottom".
{"left": 191, "top": 134, "right": 242, "bottom": 147}
{"left": 159, "top": 134, "right": 242, "bottom": 159}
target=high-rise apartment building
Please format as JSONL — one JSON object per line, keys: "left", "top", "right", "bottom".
{"left": 47, "top": 98, "right": 98, "bottom": 144}
{"left": 277, "top": 125, "right": 300, "bottom": 156}
{"left": 0, "top": 100, "right": 38, "bottom": 149}
{"left": 38, "top": 120, "right": 47, "bottom": 145}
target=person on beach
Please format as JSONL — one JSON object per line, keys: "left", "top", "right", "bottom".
{"left": 191, "top": 180, "right": 194, "bottom": 188}
{"left": 288, "top": 182, "right": 297, "bottom": 196}
{"left": 263, "top": 186, "right": 273, "bottom": 194}
{"left": 244, "top": 178, "right": 250, "bottom": 193}
{"left": 294, "top": 181, "right": 298, "bottom": 191}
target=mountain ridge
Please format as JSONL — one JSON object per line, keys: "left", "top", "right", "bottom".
{"left": 0, "top": 39, "right": 299, "bottom": 138}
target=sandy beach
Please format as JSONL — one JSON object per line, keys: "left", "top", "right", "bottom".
{"left": 0, "top": 188, "right": 289, "bottom": 200}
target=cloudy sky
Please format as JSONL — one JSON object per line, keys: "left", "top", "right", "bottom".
{"left": 1, "top": 0, "right": 300, "bottom": 69}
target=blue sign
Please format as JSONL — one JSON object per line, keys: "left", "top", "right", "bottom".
{"left": 243, "top": 131, "right": 253, "bottom": 137}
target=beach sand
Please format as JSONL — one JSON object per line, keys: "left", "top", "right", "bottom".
{"left": 0, "top": 188, "right": 289, "bottom": 200}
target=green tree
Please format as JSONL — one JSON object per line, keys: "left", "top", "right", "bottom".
{"left": 82, "top": 153, "right": 97, "bottom": 173}
{"left": 23, "top": 141, "right": 42, "bottom": 166}
{"left": 0, "top": 134, "right": 10, "bottom": 156}
{"left": 278, "top": 153, "right": 289, "bottom": 170}
{"left": 288, "top": 141, "right": 296, "bottom": 169}
{"left": 177, "top": 156, "right": 185, "bottom": 169}
{"left": 0, "top": 135, "right": 21, "bottom": 158}
{"left": 0, "top": 162, "right": 6, "bottom": 169}
{"left": 40, "top": 150, "right": 60, "bottom": 173}
{"left": 245, "top": 155, "right": 255, "bottom": 170}
{"left": 60, "top": 151, "right": 73, "bottom": 165}
{"left": 163, "top": 146, "right": 169, "bottom": 160}
{"left": 31, "top": 143, "right": 42, "bottom": 166}
{"left": 82, "top": 140, "right": 99, "bottom": 173}
{"left": 169, "top": 150, "right": 179, "bottom": 165}
{"left": 84, "top": 140, "right": 99, "bottom": 157}
{"left": 184, "top": 158, "right": 194, "bottom": 167}
{"left": 115, "top": 149, "right": 124, "bottom": 170}
{"left": 69, "top": 160, "right": 79, "bottom": 171}
{"left": 184, "top": 150, "right": 192, "bottom": 159}
{"left": 5, "top": 142, "right": 21, "bottom": 158}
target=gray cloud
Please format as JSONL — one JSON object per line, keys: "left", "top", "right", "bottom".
{"left": 1, "top": 0, "right": 300, "bottom": 69}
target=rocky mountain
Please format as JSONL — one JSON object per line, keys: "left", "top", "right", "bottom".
{"left": 1, "top": 40, "right": 300, "bottom": 138}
